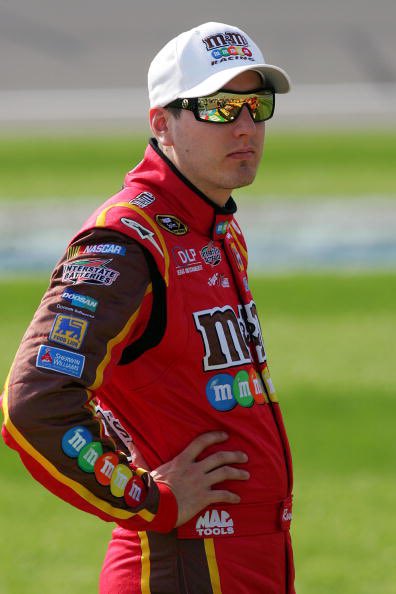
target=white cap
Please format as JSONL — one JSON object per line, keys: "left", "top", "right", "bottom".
{"left": 148, "top": 22, "right": 291, "bottom": 108}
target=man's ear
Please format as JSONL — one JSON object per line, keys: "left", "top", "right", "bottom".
{"left": 149, "top": 107, "right": 173, "bottom": 146}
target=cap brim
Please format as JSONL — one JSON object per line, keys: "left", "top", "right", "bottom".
{"left": 178, "top": 63, "right": 291, "bottom": 98}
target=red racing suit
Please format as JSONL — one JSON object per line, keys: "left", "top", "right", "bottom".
{"left": 2, "top": 139, "right": 295, "bottom": 593}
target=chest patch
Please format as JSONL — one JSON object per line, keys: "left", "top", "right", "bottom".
{"left": 193, "top": 302, "right": 266, "bottom": 371}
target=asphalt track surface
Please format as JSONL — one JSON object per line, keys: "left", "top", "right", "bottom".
{"left": 1, "top": 0, "right": 396, "bottom": 129}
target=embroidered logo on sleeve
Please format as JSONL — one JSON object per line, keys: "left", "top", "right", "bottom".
{"left": 61, "top": 289, "right": 98, "bottom": 313}
{"left": 67, "top": 244, "right": 126, "bottom": 259}
{"left": 62, "top": 258, "right": 119, "bottom": 286}
{"left": 36, "top": 345, "right": 85, "bottom": 378}
{"left": 49, "top": 314, "right": 89, "bottom": 350}
{"left": 61, "top": 425, "right": 148, "bottom": 508}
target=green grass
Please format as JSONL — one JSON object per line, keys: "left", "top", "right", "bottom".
{"left": 250, "top": 273, "right": 396, "bottom": 594}
{"left": 1, "top": 130, "right": 395, "bottom": 201}
{"left": 1, "top": 273, "right": 395, "bottom": 593}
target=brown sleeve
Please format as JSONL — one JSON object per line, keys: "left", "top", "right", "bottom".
{"left": 2, "top": 227, "right": 177, "bottom": 532}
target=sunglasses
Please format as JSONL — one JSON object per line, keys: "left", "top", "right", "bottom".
{"left": 166, "top": 88, "right": 275, "bottom": 124}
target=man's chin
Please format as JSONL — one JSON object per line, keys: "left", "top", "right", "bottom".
{"left": 231, "top": 172, "right": 257, "bottom": 190}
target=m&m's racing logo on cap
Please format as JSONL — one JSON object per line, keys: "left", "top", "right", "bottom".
{"left": 202, "top": 31, "right": 254, "bottom": 63}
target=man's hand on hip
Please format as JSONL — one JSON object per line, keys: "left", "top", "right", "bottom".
{"left": 150, "top": 431, "right": 249, "bottom": 527}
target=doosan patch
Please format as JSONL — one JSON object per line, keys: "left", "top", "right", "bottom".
{"left": 61, "top": 289, "right": 98, "bottom": 313}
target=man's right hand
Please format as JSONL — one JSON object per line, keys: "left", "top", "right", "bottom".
{"left": 150, "top": 431, "right": 249, "bottom": 527}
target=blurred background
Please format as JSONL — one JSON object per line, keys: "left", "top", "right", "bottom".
{"left": 1, "top": 1, "right": 395, "bottom": 593}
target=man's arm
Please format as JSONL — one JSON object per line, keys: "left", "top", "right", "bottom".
{"left": 2, "top": 228, "right": 248, "bottom": 532}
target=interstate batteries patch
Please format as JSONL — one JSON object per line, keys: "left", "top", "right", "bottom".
{"left": 62, "top": 258, "right": 119, "bottom": 286}
{"left": 155, "top": 214, "right": 188, "bottom": 235}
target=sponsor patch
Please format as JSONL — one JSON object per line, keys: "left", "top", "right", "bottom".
{"left": 193, "top": 305, "right": 251, "bottom": 371}
{"left": 155, "top": 214, "right": 188, "bottom": 235}
{"left": 60, "top": 426, "right": 143, "bottom": 503}
{"left": 110, "top": 464, "right": 133, "bottom": 498}
{"left": 62, "top": 258, "right": 119, "bottom": 286}
{"left": 195, "top": 509, "right": 234, "bottom": 536}
{"left": 61, "top": 289, "right": 98, "bottom": 313}
{"left": 206, "top": 369, "right": 268, "bottom": 412}
{"left": 129, "top": 191, "right": 156, "bottom": 208}
{"left": 121, "top": 218, "right": 164, "bottom": 257}
{"left": 172, "top": 246, "right": 203, "bottom": 276}
{"left": 55, "top": 303, "right": 95, "bottom": 319}
{"left": 206, "top": 373, "right": 236, "bottom": 411}
{"left": 78, "top": 441, "right": 104, "bottom": 473}
{"left": 124, "top": 475, "right": 147, "bottom": 508}
{"left": 37, "top": 345, "right": 85, "bottom": 378}
{"left": 208, "top": 273, "right": 230, "bottom": 288}
{"left": 49, "top": 314, "right": 88, "bottom": 350}
{"left": 94, "top": 452, "right": 119, "bottom": 486}
{"left": 215, "top": 221, "right": 228, "bottom": 236}
{"left": 96, "top": 404, "right": 133, "bottom": 451}
{"left": 200, "top": 241, "right": 221, "bottom": 267}
{"left": 62, "top": 426, "right": 93, "bottom": 457}
{"left": 262, "top": 364, "right": 278, "bottom": 402}
{"left": 67, "top": 244, "right": 126, "bottom": 259}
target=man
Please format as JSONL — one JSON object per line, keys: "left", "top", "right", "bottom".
{"left": 2, "top": 22, "right": 295, "bottom": 594}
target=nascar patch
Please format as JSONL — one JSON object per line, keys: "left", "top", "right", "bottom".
{"left": 67, "top": 244, "right": 126, "bottom": 259}
{"left": 49, "top": 314, "right": 89, "bottom": 350}
{"left": 36, "top": 345, "right": 85, "bottom": 378}
{"left": 155, "top": 214, "right": 188, "bottom": 235}
{"left": 62, "top": 258, "right": 119, "bottom": 286}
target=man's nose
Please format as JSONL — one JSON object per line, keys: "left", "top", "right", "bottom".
{"left": 233, "top": 105, "right": 257, "bottom": 134}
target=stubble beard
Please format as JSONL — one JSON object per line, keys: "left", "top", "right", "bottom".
{"left": 221, "top": 160, "right": 258, "bottom": 190}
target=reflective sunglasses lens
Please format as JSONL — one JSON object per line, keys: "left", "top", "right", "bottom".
{"left": 197, "top": 92, "right": 274, "bottom": 123}
{"left": 197, "top": 97, "right": 232, "bottom": 122}
{"left": 254, "top": 93, "right": 274, "bottom": 121}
